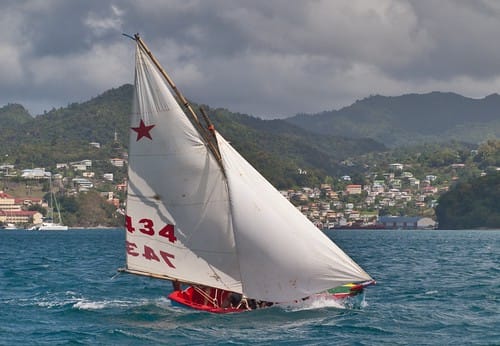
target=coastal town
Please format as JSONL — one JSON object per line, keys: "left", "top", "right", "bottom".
{"left": 0, "top": 145, "right": 463, "bottom": 230}
{"left": 281, "top": 164, "right": 440, "bottom": 230}
{"left": 0, "top": 155, "right": 126, "bottom": 229}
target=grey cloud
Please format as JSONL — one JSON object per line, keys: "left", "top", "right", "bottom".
{"left": 2, "top": 0, "right": 500, "bottom": 118}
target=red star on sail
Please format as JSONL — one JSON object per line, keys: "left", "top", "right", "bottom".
{"left": 131, "top": 119, "right": 155, "bottom": 141}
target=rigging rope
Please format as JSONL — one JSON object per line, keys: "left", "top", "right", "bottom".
{"left": 193, "top": 285, "right": 219, "bottom": 308}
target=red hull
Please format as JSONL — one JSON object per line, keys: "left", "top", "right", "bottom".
{"left": 168, "top": 281, "right": 375, "bottom": 313}
{"left": 168, "top": 286, "right": 247, "bottom": 313}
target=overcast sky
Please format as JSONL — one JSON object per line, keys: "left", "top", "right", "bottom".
{"left": 3, "top": 0, "right": 500, "bottom": 119}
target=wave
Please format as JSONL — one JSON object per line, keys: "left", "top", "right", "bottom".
{"left": 282, "top": 296, "right": 347, "bottom": 312}
{"left": 19, "top": 290, "right": 165, "bottom": 311}
{"left": 72, "top": 298, "right": 134, "bottom": 310}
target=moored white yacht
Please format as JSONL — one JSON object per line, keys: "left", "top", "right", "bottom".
{"left": 35, "top": 219, "right": 68, "bottom": 231}
{"left": 34, "top": 176, "right": 68, "bottom": 231}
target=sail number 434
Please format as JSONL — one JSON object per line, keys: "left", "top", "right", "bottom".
{"left": 126, "top": 215, "right": 177, "bottom": 268}
{"left": 125, "top": 215, "right": 177, "bottom": 243}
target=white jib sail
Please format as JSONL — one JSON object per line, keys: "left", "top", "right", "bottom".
{"left": 218, "top": 134, "right": 372, "bottom": 302}
{"left": 126, "top": 39, "right": 372, "bottom": 302}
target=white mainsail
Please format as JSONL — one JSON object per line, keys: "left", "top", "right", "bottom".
{"left": 125, "top": 37, "right": 372, "bottom": 303}
{"left": 126, "top": 42, "right": 242, "bottom": 293}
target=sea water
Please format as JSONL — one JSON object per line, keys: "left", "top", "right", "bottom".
{"left": 0, "top": 229, "right": 498, "bottom": 345}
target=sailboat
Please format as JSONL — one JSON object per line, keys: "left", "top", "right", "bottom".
{"left": 121, "top": 34, "right": 374, "bottom": 313}
{"left": 35, "top": 176, "right": 68, "bottom": 231}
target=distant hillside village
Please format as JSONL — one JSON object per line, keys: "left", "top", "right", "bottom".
{"left": 281, "top": 167, "right": 439, "bottom": 230}
{"left": 0, "top": 143, "right": 455, "bottom": 229}
{"left": 0, "top": 151, "right": 127, "bottom": 229}
{"left": 0, "top": 191, "right": 43, "bottom": 227}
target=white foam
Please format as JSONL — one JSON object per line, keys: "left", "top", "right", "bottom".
{"left": 72, "top": 298, "right": 139, "bottom": 310}
{"left": 30, "top": 290, "right": 142, "bottom": 310}
{"left": 73, "top": 299, "right": 109, "bottom": 310}
{"left": 282, "top": 296, "right": 347, "bottom": 312}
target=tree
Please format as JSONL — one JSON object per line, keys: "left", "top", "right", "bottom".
{"left": 75, "top": 191, "right": 117, "bottom": 227}
{"left": 436, "top": 172, "right": 500, "bottom": 229}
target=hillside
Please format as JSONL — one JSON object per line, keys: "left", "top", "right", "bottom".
{"left": 1, "top": 87, "right": 500, "bottom": 228}
{"left": 0, "top": 85, "right": 386, "bottom": 189}
{"left": 436, "top": 171, "right": 500, "bottom": 229}
{"left": 207, "top": 108, "right": 385, "bottom": 187}
{"left": 0, "top": 85, "right": 132, "bottom": 167}
{"left": 0, "top": 104, "right": 33, "bottom": 144}
{"left": 0, "top": 103, "right": 33, "bottom": 126}
{"left": 286, "top": 92, "right": 500, "bottom": 147}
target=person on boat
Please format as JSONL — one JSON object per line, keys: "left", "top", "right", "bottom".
{"left": 258, "top": 300, "right": 274, "bottom": 308}
{"left": 235, "top": 297, "right": 250, "bottom": 310}
{"left": 226, "top": 292, "right": 243, "bottom": 308}
{"left": 172, "top": 280, "right": 182, "bottom": 291}
{"left": 227, "top": 293, "right": 272, "bottom": 310}
{"left": 233, "top": 297, "right": 258, "bottom": 310}
{"left": 247, "top": 299, "right": 257, "bottom": 310}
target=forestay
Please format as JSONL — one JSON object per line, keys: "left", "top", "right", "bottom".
{"left": 125, "top": 39, "right": 372, "bottom": 303}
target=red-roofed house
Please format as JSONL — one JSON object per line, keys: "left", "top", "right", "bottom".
{"left": 345, "top": 184, "right": 362, "bottom": 195}
{"left": 0, "top": 210, "right": 43, "bottom": 225}
{"left": 0, "top": 191, "right": 44, "bottom": 226}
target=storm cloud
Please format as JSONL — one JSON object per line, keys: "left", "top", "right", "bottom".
{"left": 2, "top": 0, "right": 500, "bottom": 118}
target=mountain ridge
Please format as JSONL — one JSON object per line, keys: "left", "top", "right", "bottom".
{"left": 1, "top": 87, "right": 499, "bottom": 187}
{"left": 286, "top": 91, "right": 500, "bottom": 147}
{"left": 0, "top": 84, "right": 385, "bottom": 188}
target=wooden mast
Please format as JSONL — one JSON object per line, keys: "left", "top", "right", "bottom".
{"left": 133, "top": 34, "right": 223, "bottom": 165}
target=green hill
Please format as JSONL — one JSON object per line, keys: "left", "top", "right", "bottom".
{"left": 0, "top": 85, "right": 132, "bottom": 167}
{"left": 207, "top": 107, "right": 385, "bottom": 187}
{"left": 435, "top": 171, "right": 500, "bottom": 229}
{"left": 286, "top": 92, "right": 500, "bottom": 147}
{"left": 0, "top": 103, "right": 33, "bottom": 126}
{"left": 0, "top": 104, "right": 34, "bottom": 144}
{"left": 0, "top": 85, "right": 386, "bottom": 188}
{"left": 3, "top": 86, "right": 500, "bottom": 228}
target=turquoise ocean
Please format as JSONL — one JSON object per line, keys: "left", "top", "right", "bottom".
{"left": 1, "top": 228, "right": 498, "bottom": 345}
